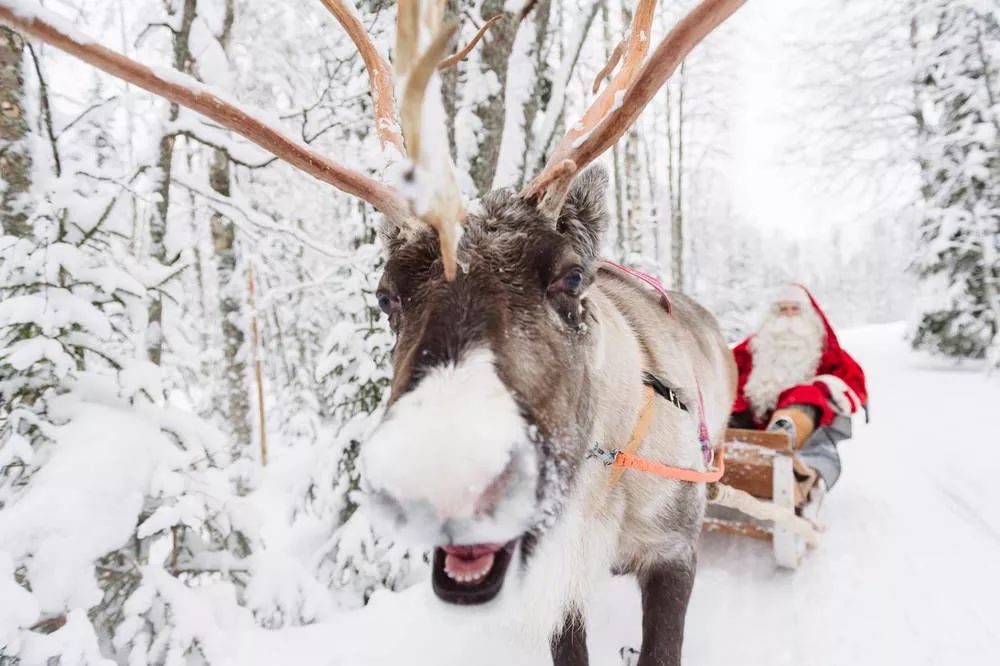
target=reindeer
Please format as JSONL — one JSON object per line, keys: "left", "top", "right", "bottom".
{"left": 1, "top": 0, "right": 746, "bottom": 663}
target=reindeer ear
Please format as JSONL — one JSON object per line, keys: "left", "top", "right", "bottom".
{"left": 556, "top": 165, "right": 609, "bottom": 260}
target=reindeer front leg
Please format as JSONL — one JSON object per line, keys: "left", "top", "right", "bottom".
{"left": 636, "top": 557, "right": 696, "bottom": 666}
{"left": 551, "top": 609, "right": 588, "bottom": 666}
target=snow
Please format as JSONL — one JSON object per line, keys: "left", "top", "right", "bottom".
{"left": 0, "top": 291, "right": 112, "bottom": 340}
{"left": 491, "top": 16, "right": 540, "bottom": 189}
{"left": 0, "top": 396, "right": 182, "bottom": 613}
{"left": 571, "top": 129, "right": 592, "bottom": 149}
{"left": 385, "top": 160, "right": 434, "bottom": 217}
{"left": 2, "top": 0, "right": 96, "bottom": 46}
{"left": 0, "top": 338, "right": 76, "bottom": 377}
{"left": 0, "top": 552, "right": 39, "bottom": 651}
{"left": 149, "top": 64, "right": 298, "bottom": 143}
{"left": 222, "top": 323, "right": 998, "bottom": 664}
{"left": 166, "top": 111, "right": 274, "bottom": 167}
{"left": 18, "top": 609, "right": 112, "bottom": 666}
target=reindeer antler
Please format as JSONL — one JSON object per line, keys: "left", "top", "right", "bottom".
{"left": 394, "top": 0, "right": 466, "bottom": 281}
{"left": 319, "top": 0, "right": 405, "bottom": 163}
{"left": 523, "top": 0, "right": 746, "bottom": 217}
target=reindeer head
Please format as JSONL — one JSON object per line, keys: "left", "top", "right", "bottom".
{"left": 2, "top": 0, "right": 746, "bottom": 608}
{"left": 363, "top": 168, "right": 609, "bottom": 603}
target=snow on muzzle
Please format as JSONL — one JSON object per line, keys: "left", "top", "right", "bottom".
{"left": 362, "top": 349, "right": 538, "bottom": 604}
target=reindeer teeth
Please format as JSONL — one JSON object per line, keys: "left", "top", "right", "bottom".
{"left": 443, "top": 552, "right": 495, "bottom": 585}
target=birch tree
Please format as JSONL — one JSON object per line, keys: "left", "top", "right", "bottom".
{"left": 0, "top": 26, "right": 29, "bottom": 237}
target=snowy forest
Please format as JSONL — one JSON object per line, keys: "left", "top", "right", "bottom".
{"left": 1, "top": 0, "right": 999, "bottom": 664}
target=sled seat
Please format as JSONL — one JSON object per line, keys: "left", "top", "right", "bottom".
{"left": 722, "top": 428, "right": 793, "bottom": 451}
{"left": 721, "top": 429, "right": 819, "bottom": 506}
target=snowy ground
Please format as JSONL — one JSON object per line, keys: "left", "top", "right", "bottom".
{"left": 217, "top": 323, "right": 1000, "bottom": 664}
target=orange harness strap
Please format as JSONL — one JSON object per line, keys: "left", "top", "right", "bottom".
{"left": 611, "top": 448, "right": 725, "bottom": 484}
{"left": 606, "top": 385, "right": 657, "bottom": 488}
{"left": 599, "top": 384, "right": 726, "bottom": 487}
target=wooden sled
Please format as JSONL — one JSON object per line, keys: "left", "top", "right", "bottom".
{"left": 703, "top": 428, "right": 824, "bottom": 569}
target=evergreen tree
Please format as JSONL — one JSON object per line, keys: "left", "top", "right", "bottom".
{"left": 911, "top": 1, "right": 1000, "bottom": 366}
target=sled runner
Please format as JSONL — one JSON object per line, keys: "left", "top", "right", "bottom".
{"left": 703, "top": 428, "right": 824, "bottom": 569}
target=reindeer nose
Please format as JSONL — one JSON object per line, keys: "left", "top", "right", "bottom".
{"left": 473, "top": 458, "right": 515, "bottom": 516}
{"left": 363, "top": 451, "right": 531, "bottom": 546}
{"left": 360, "top": 348, "right": 537, "bottom": 540}
{"left": 369, "top": 468, "right": 507, "bottom": 527}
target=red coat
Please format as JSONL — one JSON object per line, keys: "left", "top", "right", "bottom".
{"left": 731, "top": 287, "right": 868, "bottom": 428}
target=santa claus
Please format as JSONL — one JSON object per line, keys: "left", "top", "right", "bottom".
{"left": 729, "top": 284, "right": 868, "bottom": 488}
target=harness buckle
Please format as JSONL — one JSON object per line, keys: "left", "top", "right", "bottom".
{"left": 588, "top": 446, "right": 619, "bottom": 466}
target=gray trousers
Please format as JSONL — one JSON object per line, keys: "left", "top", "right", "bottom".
{"left": 797, "top": 414, "right": 852, "bottom": 489}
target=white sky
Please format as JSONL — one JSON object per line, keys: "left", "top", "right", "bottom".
{"left": 726, "top": 0, "right": 914, "bottom": 250}
{"left": 728, "top": 1, "right": 834, "bottom": 241}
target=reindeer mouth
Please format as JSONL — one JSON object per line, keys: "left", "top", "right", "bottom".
{"left": 431, "top": 540, "right": 517, "bottom": 605}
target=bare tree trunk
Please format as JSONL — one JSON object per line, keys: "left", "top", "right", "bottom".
{"left": 468, "top": 1, "right": 518, "bottom": 194}
{"left": 0, "top": 27, "right": 30, "bottom": 237}
{"left": 442, "top": 0, "right": 460, "bottom": 158}
{"left": 522, "top": 0, "right": 600, "bottom": 183}
{"left": 624, "top": 126, "right": 642, "bottom": 254}
{"left": 508, "top": 0, "right": 553, "bottom": 189}
{"left": 642, "top": 126, "right": 659, "bottom": 265}
{"left": 208, "top": 0, "right": 252, "bottom": 449}
{"left": 612, "top": 142, "right": 628, "bottom": 258}
{"left": 618, "top": 3, "right": 643, "bottom": 257}
{"left": 210, "top": 151, "right": 252, "bottom": 448}
{"left": 602, "top": 2, "right": 627, "bottom": 260}
{"left": 665, "top": 80, "right": 675, "bottom": 265}
{"left": 670, "top": 63, "right": 686, "bottom": 290}
{"left": 246, "top": 266, "right": 267, "bottom": 465}
{"left": 147, "top": 0, "right": 197, "bottom": 366}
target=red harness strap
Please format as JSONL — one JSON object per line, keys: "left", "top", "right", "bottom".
{"left": 599, "top": 260, "right": 672, "bottom": 314}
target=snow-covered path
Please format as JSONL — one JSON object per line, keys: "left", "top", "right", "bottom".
{"left": 245, "top": 323, "right": 1000, "bottom": 665}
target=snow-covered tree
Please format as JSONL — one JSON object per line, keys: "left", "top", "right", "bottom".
{"left": 910, "top": 1, "right": 1000, "bottom": 366}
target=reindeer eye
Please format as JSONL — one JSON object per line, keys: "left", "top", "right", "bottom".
{"left": 376, "top": 290, "right": 398, "bottom": 315}
{"left": 550, "top": 267, "right": 585, "bottom": 296}
{"left": 565, "top": 269, "right": 584, "bottom": 292}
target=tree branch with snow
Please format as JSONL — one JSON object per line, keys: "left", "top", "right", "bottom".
{"left": 0, "top": 0, "right": 415, "bottom": 227}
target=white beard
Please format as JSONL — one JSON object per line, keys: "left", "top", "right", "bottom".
{"left": 744, "top": 308, "right": 826, "bottom": 420}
